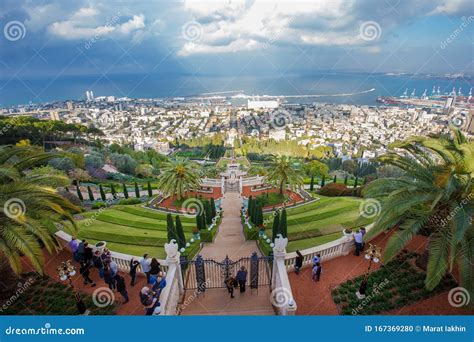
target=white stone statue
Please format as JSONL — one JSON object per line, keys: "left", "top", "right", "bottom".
{"left": 165, "top": 239, "right": 179, "bottom": 259}
{"left": 273, "top": 234, "right": 288, "bottom": 253}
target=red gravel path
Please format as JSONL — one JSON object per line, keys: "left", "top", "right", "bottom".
{"left": 158, "top": 187, "right": 222, "bottom": 210}
{"left": 289, "top": 232, "right": 472, "bottom": 315}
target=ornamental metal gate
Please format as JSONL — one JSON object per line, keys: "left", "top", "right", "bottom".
{"left": 181, "top": 252, "right": 272, "bottom": 291}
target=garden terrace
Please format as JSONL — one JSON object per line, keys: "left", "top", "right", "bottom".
{"left": 155, "top": 189, "right": 222, "bottom": 211}
{"left": 288, "top": 232, "right": 471, "bottom": 316}
{"left": 63, "top": 205, "right": 202, "bottom": 258}
{"left": 242, "top": 187, "right": 304, "bottom": 210}
{"left": 261, "top": 195, "right": 372, "bottom": 252}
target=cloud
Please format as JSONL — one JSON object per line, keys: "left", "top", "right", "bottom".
{"left": 177, "top": 0, "right": 473, "bottom": 56}
{"left": 47, "top": 7, "right": 145, "bottom": 40}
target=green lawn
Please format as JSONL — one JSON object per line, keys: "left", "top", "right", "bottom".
{"left": 65, "top": 205, "right": 199, "bottom": 258}
{"left": 256, "top": 192, "right": 288, "bottom": 207}
{"left": 263, "top": 195, "right": 372, "bottom": 252}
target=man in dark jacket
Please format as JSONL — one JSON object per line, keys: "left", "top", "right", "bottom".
{"left": 235, "top": 266, "right": 247, "bottom": 293}
{"left": 115, "top": 274, "right": 129, "bottom": 304}
{"left": 129, "top": 258, "right": 140, "bottom": 286}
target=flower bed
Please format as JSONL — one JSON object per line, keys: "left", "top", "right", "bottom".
{"left": 331, "top": 250, "right": 458, "bottom": 315}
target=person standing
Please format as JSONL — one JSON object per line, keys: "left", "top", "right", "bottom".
{"left": 84, "top": 242, "right": 93, "bottom": 266}
{"left": 294, "top": 250, "right": 304, "bottom": 275}
{"left": 76, "top": 239, "right": 86, "bottom": 262}
{"left": 353, "top": 230, "right": 364, "bottom": 256}
{"left": 129, "top": 258, "right": 140, "bottom": 286}
{"left": 140, "top": 254, "right": 151, "bottom": 284}
{"left": 312, "top": 262, "right": 322, "bottom": 281}
{"left": 69, "top": 236, "right": 80, "bottom": 261}
{"left": 92, "top": 251, "right": 104, "bottom": 278}
{"left": 235, "top": 266, "right": 247, "bottom": 293}
{"left": 149, "top": 258, "right": 161, "bottom": 284}
{"left": 225, "top": 276, "right": 236, "bottom": 298}
{"left": 115, "top": 274, "right": 129, "bottom": 304}
{"left": 103, "top": 267, "right": 116, "bottom": 291}
{"left": 312, "top": 253, "right": 321, "bottom": 266}
{"left": 109, "top": 260, "right": 118, "bottom": 278}
{"left": 79, "top": 261, "right": 96, "bottom": 287}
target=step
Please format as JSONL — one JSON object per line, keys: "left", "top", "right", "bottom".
{"left": 181, "top": 307, "right": 276, "bottom": 316}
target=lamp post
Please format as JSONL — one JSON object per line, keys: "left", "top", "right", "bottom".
{"left": 57, "top": 260, "right": 86, "bottom": 314}
{"left": 356, "top": 244, "right": 382, "bottom": 300}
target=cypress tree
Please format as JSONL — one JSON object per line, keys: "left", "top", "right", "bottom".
{"left": 202, "top": 211, "right": 208, "bottom": 229}
{"left": 279, "top": 208, "right": 288, "bottom": 238}
{"left": 354, "top": 177, "right": 359, "bottom": 188}
{"left": 87, "top": 186, "right": 94, "bottom": 201}
{"left": 248, "top": 196, "right": 254, "bottom": 219}
{"left": 310, "top": 176, "right": 314, "bottom": 191}
{"left": 166, "top": 213, "right": 177, "bottom": 243}
{"left": 272, "top": 211, "right": 280, "bottom": 241}
{"left": 134, "top": 182, "right": 140, "bottom": 198}
{"left": 196, "top": 213, "right": 202, "bottom": 231}
{"left": 111, "top": 184, "right": 117, "bottom": 199}
{"left": 344, "top": 175, "right": 348, "bottom": 185}
{"left": 204, "top": 200, "right": 212, "bottom": 224}
{"left": 333, "top": 175, "right": 337, "bottom": 184}
{"left": 210, "top": 197, "right": 216, "bottom": 218}
{"left": 76, "top": 183, "right": 83, "bottom": 201}
{"left": 123, "top": 183, "right": 129, "bottom": 199}
{"left": 147, "top": 181, "right": 153, "bottom": 197}
{"left": 99, "top": 184, "right": 106, "bottom": 201}
{"left": 321, "top": 174, "right": 326, "bottom": 187}
{"left": 256, "top": 204, "right": 263, "bottom": 227}
{"left": 175, "top": 216, "right": 186, "bottom": 249}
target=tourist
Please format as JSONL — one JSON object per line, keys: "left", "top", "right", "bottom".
{"left": 360, "top": 227, "right": 367, "bottom": 249}
{"left": 151, "top": 272, "right": 167, "bottom": 297}
{"left": 92, "top": 251, "right": 105, "bottom": 278}
{"left": 79, "top": 261, "right": 96, "bottom": 287}
{"left": 295, "top": 250, "right": 304, "bottom": 275}
{"left": 84, "top": 242, "right": 93, "bottom": 266}
{"left": 312, "top": 253, "right": 321, "bottom": 266}
{"left": 312, "top": 262, "right": 322, "bottom": 281}
{"left": 224, "top": 276, "right": 237, "bottom": 298}
{"left": 235, "top": 266, "right": 247, "bottom": 293}
{"left": 104, "top": 267, "right": 116, "bottom": 291}
{"left": 353, "top": 229, "right": 364, "bottom": 256}
{"left": 149, "top": 258, "right": 161, "bottom": 282}
{"left": 115, "top": 274, "right": 129, "bottom": 304}
{"left": 101, "top": 248, "right": 112, "bottom": 264}
{"left": 76, "top": 239, "right": 86, "bottom": 263}
{"left": 68, "top": 236, "right": 80, "bottom": 261}
{"left": 140, "top": 254, "right": 151, "bottom": 284}
{"left": 129, "top": 258, "right": 140, "bottom": 286}
{"left": 140, "top": 286, "right": 158, "bottom": 315}
{"left": 109, "top": 259, "right": 118, "bottom": 278}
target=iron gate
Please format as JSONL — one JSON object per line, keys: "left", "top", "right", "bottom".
{"left": 182, "top": 252, "right": 272, "bottom": 291}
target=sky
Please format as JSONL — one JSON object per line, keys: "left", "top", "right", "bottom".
{"left": 0, "top": 0, "right": 472, "bottom": 92}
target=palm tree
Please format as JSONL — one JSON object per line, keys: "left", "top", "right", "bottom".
{"left": 0, "top": 146, "right": 79, "bottom": 285}
{"left": 266, "top": 155, "right": 304, "bottom": 194}
{"left": 156, "top": 157, "right": 202, "bottom": 200}
{"left": 364, "top": 127, "right": 473, "bottom": 293}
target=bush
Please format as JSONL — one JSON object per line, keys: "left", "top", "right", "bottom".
{"left": 319, "top": 183, "right": 353, "bottom": 197}
{"left": 92, "top": 201, "right": 107, "bottom": 209}
{"left": 118, "top": 198, "right": 141, "bottom": 205}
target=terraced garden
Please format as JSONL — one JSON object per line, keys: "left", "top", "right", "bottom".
{"left": 261, "top": 195, "right": 373, "bottom": 252}
{"left": 64, "top": 205, "right": 202, "bottom": 258}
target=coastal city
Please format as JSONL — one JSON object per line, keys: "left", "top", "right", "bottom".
{"left": 2, "top": 87, "right": 473, "bottom": 160}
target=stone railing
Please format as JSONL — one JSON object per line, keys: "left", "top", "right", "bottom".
{"left": 201, "top": 178, "right": 223, "bottom": 187}
{"left": 241, "top": 176, "right": 264, "bottom": 186}
{"left": 271, "top": 235, "right": 297, "bottom": 315}
{"left": 283, "top": 224, "right": 374, "bottom": 270}
{"left": 54, "top": 230, "right": 169, "bottom": 274}
{"left": 159, "top": 240, "right": 184, "bottom": 315}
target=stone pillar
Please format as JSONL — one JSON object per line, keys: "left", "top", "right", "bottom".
{"left": 165, "top": 240, "right": 184, "bottom": 295}
{"left": 272, "top": 235, "right": 297, "bottom": 315}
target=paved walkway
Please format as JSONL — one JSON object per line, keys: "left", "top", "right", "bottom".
{"left": 180, "top": 192, "right": 274, "bottom": 315}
